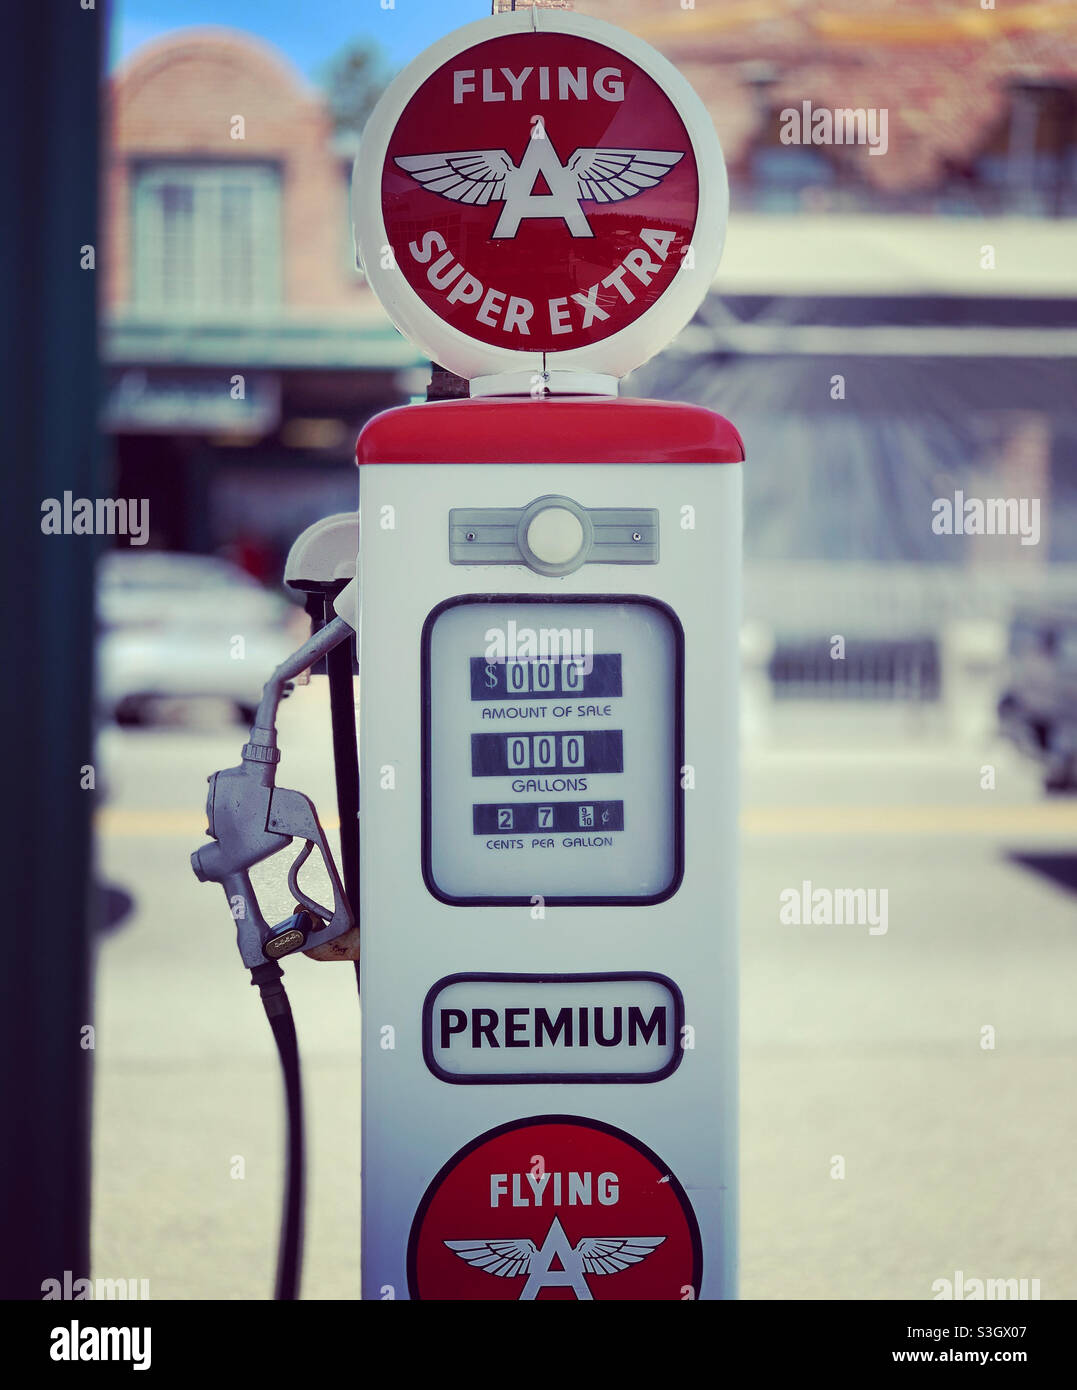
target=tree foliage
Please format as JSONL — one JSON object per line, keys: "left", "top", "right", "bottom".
{"left": 319, "top": 41, "right": 388, "bottom": 136}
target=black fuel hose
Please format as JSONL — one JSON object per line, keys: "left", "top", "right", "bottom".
{"left": 323, "top": 594, "right": 361, "bottom": 997}
{"left": 250, "top": 960, "right": 304, "bottom": 1301}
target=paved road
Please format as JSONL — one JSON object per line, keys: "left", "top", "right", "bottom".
{"left": 92, "top": 687, "right": 1077, "bottom": 1299}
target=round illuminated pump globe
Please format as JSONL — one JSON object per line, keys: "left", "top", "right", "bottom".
{"left": 526, "top": 506, "right": 585, "bottom": 566}
{"left": 353, "top": 8, "right": 728, "bottom": 384}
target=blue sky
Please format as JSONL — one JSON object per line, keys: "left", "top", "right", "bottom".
{"left": 112, "top": 0, "right": 492, "bottom": 80}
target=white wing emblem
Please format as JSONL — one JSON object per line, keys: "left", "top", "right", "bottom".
{"left": 394, "top": 147, "right": 682, "bottom": 206}
{"left": 566, "top": 149, "right": 684, "bottom": 204}
{"left": 444, "top": 1233, "right": 666, "bottom": 1280}
{"left": 575, "top": 1236, "right": 668, "bottom": 1273}
{"left": 443, "top": 1238, "right": 537, "bottom": 1278}
{"left": 393, "top": 151, "right": 514, "bottom": 206}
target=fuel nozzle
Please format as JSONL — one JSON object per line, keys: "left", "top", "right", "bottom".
{"left": 190, "top": 616, "right": 358, "bottom": 968}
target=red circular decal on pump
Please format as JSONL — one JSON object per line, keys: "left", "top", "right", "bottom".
{"left": 382, "top": 32, "right": 699, "bottom": 354}
{"left": 407, "top": 1115, "right": 702, "bottom": 1301}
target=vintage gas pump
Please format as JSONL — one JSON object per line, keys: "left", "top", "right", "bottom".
{"left": 194, "top": 5, "right": 742, "bottom": 1302}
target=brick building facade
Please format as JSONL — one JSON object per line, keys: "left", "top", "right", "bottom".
{"left": 103, "top": 29, "right": 416, "bottom": 561}
{"left": 106, "top": 30, "right": 365, "bottom": 310}
{"left": 584, "top": 0, "right": 1077, "bottom": 214}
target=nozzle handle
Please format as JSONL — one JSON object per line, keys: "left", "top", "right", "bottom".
{"left": 221, "top": 871, "right": 274, "bottom": 966}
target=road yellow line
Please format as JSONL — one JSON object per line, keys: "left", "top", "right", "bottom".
{"left": 96, "top": 805, "right": 1077, "bottom": 838}
{"left": 98, "top": 809, "right": 209, "bottom": 837}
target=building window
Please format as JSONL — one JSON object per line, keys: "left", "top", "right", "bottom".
{"left": 972, "top": 83, "right": 1077, "bottom": 217}
{"left": 742, "top": 103, "right": 865, "bottom": 213}
{"left": 133, "top": 163, "right": 282, "bottom": 312}
{"left": 748, "top": 143, "right": 839, "bottom": 212}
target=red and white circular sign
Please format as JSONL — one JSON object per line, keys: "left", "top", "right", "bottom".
{"left": 354, "top": 10, "right": 727, "bottom": 383}
{"left": 407, "top": 1115, "right": 702, "bottom": 1301}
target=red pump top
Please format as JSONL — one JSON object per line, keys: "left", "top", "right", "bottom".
{"left": 355, "top": 397, "right": 744, "bottom": 466}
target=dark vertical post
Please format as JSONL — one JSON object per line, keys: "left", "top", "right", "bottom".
{"left": 0, "top": 0, "right": 103, "bottom": 1298}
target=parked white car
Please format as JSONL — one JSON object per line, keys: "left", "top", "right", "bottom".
{"left": 97, "top": 551, "right": 305, "bottom": 726}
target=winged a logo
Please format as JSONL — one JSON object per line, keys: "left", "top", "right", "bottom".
{"left": 444, "top": 1216, "right": 666, "bottom": 1299}
{"left": 393, "top": 137, "right": 684, "bottom": 239}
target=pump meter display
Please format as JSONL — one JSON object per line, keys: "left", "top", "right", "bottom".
{"left": 422, "top": 597, "right": 683, "bottom": 904}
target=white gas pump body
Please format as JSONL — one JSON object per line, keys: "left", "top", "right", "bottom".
{"left": 343, "top": 3, "right": 742, "bottom": 1302}
{"left": 356, "top": 450, "right": 740, "bottom": 1300}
